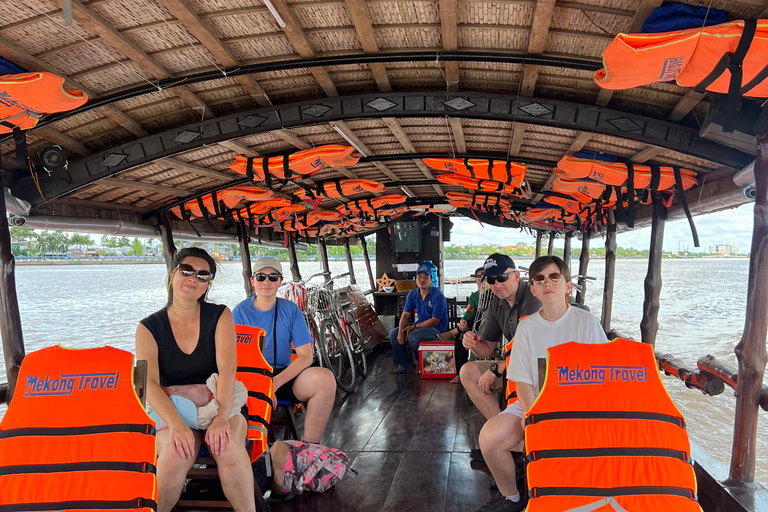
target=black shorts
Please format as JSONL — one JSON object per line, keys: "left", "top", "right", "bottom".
{"left": 273, "top": 367, "right": 305, "bottom": 405}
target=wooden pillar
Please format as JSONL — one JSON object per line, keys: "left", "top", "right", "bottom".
{"left": 547, "top": 231, "right": 555, "bottom": 255}
{"left": 728, "top": 131, "right": 768, "bottom": 485}
{"left": 318, "top": 238, "right": 332, "bottom": 285}
{"left": 360, "top": 235, "right": 376, "bottom": 291}
{"left": 237, "top": 221, "right": 254, "bottom": 297}
{"left": 286, "top": 235, "right": 302, "bottom": 282}
{"left": 344, "top": 238, "right": 357, "bottom": 285}
{"left": 563, "top": 231, "right": 572, "bottom": 268}
{"left": 535, "top": 230, "right": 543, "bottom": 258}
{"left": 158, "top": 212, "right": 177, "bottom": 274}
{"left": 640, "top": 196, "right": 665, "bottom": 347}
{"left": 601, "top": 209, "right": 617, "bottom": 333}
{"left": 576, "top": 235, "right": 590, "bottom": 305}
{"left": 0, "top": 173, "right": 25, "bottom": 402}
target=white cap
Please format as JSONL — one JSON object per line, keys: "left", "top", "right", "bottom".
{"left": 252, "top": 257, "right": 283, "bottom": 276}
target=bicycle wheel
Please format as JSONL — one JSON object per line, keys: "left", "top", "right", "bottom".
{"left": 319, "top": 318, "right": 357, "bottom": 392}
{"left": 345, "top": 311, "right": 368, "bottom": 378}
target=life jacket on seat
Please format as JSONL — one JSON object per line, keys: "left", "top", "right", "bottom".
{"left": 504, "top": 338, "right": 518, "bottom": 407}
{"left": 423, "top": 158, "right": 527, "bottom": 186}
{"left": 524, "top": 338, "right": 702, "bottom": 512}
{"left": 294, "top": 179, "right": 386, "bottom": 201}
{"left": 172, "top": 186, "right": 275, "bottom": 220}
{"left": 0, "top": 345, "right": 157, "bottom": 511}
{"left": 229, "top": 145, "right": 361, "bottom": 187}
{"left": 235, "top": 325, "right": 274, "bottom": 463}
{"left": 0, "top": 72, "right": 88, "bottom": 133}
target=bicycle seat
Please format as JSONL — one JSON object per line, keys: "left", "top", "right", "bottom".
{"left": 341, "top": 302, "right": 354, "bottom": 310}
{"left": 337, "top": 291, "right": 349, "bottom": 301}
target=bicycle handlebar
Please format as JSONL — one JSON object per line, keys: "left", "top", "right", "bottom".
{"left": 322, "top": 272, "right": 351, "bottom": 287}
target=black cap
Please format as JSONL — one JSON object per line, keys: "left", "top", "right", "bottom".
{"left": 482, "top": 253, "right": 516, "bottom": 277}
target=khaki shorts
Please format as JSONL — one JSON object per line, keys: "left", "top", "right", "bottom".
{"left": 467, "top": 360, "right": 504, "bottom": 392}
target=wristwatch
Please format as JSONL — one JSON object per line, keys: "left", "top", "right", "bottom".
{"left": 489, "top": 363, "right": 502, "bottom": 378}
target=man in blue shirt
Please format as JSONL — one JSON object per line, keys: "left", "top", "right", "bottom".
{"left": 232, "top": 257, "right": 336, "bottom": 443}
{"left": 389, "top": 265, "right": 449, "bottom": 374}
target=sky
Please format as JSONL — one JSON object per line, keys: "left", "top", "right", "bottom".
{"left": 447, "top": 202, "right": 755, "bottom": 253}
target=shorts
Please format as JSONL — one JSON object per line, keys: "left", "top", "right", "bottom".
{"left": 501, "top": 400, "right": 525, "bottom": 418}
{"left": 471, "top": 360, "right": 504, "bottom": 393}
{"left": 273, "top": 367, "right": 305, "bottom": 405}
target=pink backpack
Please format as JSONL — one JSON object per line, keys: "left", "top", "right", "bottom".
{"left": 270, "top": 440, "right": 356, "bottom": 499}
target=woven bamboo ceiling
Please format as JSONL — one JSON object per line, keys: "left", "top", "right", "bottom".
{"left": 1, "top": 0, "right": 764, "bottom": 238}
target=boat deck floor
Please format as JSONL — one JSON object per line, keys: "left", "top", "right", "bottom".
{"left": 269, "top": 344, "right": 496, "bottom": 512}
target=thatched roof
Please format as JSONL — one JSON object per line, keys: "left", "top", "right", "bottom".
{"left": 2, "top": 0, "right": 764, "bottom": 241}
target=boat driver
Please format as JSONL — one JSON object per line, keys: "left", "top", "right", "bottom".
{"left": 459, "top": 253, "right": 540, "bottom": 459}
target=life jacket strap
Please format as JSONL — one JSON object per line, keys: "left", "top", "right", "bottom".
{"left": 0, "top": 423, "right": 156, "bottom": 439}
{"left": 673, "top": 166, "right": 700, "bottom": 247}
{"left": 528, "top": 485, "right": 697, "bottom": 502}
{"left": 247, "top": 390, "right": 275, "bottom": 409}
{"left": 245, "top": 156, "right": 255, "bottom": 182}
{"left": 0, "top": 460, "right": 158, "bottom": 477}
{"left": 625, "top": 161, "right": 635, "bottom": 228}
{"left": 526, "top": 447, "right": 691, "bottom": 464}
{"left": 464, "top": 157, "right": 475, "bottom": 179}
{"left": 246, "top": 413, "right": 270, "bottom": 430}
{"left": 525, "top": 410, "right": 686, "bottom": 428}
{"left": 0, "top": 497, "right": 158, "bottom": 512}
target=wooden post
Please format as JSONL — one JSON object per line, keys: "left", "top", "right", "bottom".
{"left": 237, "top": 221, "right": 254, "bottom": 297}
{"left": 535, "top": 230, "right": 543, "bottom": 258}
{"left": 547, "top": 231, "right": 555, "bottom": 255}
{"left": 0, "top": 173, "right": 25, "bottom": 402}
{"left": 360, "top": 235, "right": 376, "bottom": 291}
{"left": 318, "top": 238, "right": 332, "bottom": 285}
{"left": 576, "top": 234, "right": 590, "bottom": 305}
{"left": 563, "top": 231, "right": 572, "bottom": 268}
{"left": 640, "top": 196, "right": 665, "bottom": 347}
{"left": 344, "top": 238, "right": 357, "bottom": 285}
{"left": 286, "top": 235, "right": 302, "bottom": 282}
{"left": 601, "top": 209, "right": 617, "bottom": 333}
{"left": 728, "top": 131, "right": 768, "bottom": 485}
{"left": 157, "top": 212, "right": 177, "bottom": 274}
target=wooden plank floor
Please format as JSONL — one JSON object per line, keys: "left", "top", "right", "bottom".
{"left": 268, "top": 345, "right": 496, "bottom": 512}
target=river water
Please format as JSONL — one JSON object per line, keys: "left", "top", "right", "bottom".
{"left": 1, "top": 258, "right": 766, "bottom": 483}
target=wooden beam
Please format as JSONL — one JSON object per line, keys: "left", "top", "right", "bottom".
{"left": 158, "top": 212, "right": 177, "bottom": 273}
{"left": 382, "top": 118, "right": 443, "bottom": 195}
{"left": 173, "top": 87, "right": 215, "bottom": 119}
{"left": 273, "top": 129, "right": 311, "bottom": 149}
{"left": 631, "top": 146, "right": 666, "bottom": 163}
{"left": 508, "top": 123, "right": 526, "bottom": 156}
{"left": 535, "top": 230, "right": 543, "bottom": 258}
{"left": 35, "top": 127, "right": 90, "bottom": 156}
{"left": 237, "top": 221, "right": 254, "bottom": 296}
{"left": 450, "top": 118, "right": 466, "bottom": 153}
{"left": 360, "top": 234, "right": 376, "bottom": 291}
{"left": 520, "top": 65, "right": 540, "bottom": 97}
{"left": 157, "top": 158, "right": 234, "bottom": 182}
{"left": 51, "top": 198, "right": 150, "bottom": 213}
{"left": 440, "top": 0, "right": 459, "bottom": 91}
{"left": 99, "top": 177, "right": 190, "bottom": 197}
{"left": 218, "top": 140, "right": 259, "bottom": 157}
{"left": 566, "top": 132, "right": 591, "bottom": 155}
{"left": 532, "top": 173, "right": 558, "bottom": 204}
{"left": 344, "top": 238, "right": 357, "bottom": 284}
{"left": 95, "top": 106, "right": 148, "bottom": 138}
{"left": 595, "top": 88, "right": 613, "bottom": 107}
{"left": 668, "top": 89, "right": 707, "bottom": 123}
{"left": 520, "top": 0, "right": 556, "bottom": 95}
{"left": 344, "top": 0, "right": 392, "bottom": 92}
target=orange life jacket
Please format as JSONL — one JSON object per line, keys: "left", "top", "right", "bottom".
{"left": 437, "top": 173, "right": 523, "bottom": 196}
{"left": 229, "top": 145, "right": 361, "bottom": 184}
{"left": 173, "top": 186, "right": 275, "bottom": 220}
{"left": 234, "top": 325, "right": 274, "bottom": 462}
{"left": 337, "top": 194, "right": 408, "bottom": 216}
{"left": 446, "top": 192, "right": 513, "bottom": 212}
{"left": 294, "top": 179, "right": 386, "bottom": 201}
{"left": 556, "top": 156, "right": 698, "bottom": 191}
{"left": 279, "top": 211, "right": 343, "bottom": 232}
{"left": 0, "top": 345, "right": 157, "bottom": 511}
{"left": 504, "top": 339, "right": 518, "bottom": 407}
{"left": 594, "top": 20, "right": 768, "bottom": 99}
{"left": 521, "top": 208, "right": 585, "bottom": 231}
{"left": 423, "top": 158, "right": 527, "bottom": 186}
{"left": 543, "top": 195, "right": 597, "bottom": 215}
{"left": 525, "top": 338, "right": 701, "bottom": 512}
{"left": 0, "top": 72, "right": 88, "bottom": 134}
{"left": 231, "top": 197, "right": 294, "bottom": 223}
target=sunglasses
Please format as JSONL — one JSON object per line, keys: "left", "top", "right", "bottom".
{"left": 485, "top": 273, "right": 513, "bottom": 285}
{"left": 175, "top": 264, "right": 214, "bottom": 283}
{"left": 253, "top": 273, "right": 282, "bottom": 282}
{"left": 532, "top": 272, "right": 565, "bottom": 286}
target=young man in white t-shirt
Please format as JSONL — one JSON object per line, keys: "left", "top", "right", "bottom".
{"left": 475, "top": 256, "right": 608, "bottom": 512}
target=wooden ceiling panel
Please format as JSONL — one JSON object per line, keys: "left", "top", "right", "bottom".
{"left": 74, "top": 63, "right": 155, "bottom": 93}
{"left": 206, "top": 12, "right": 278, "bottom": 38}
{"left": 227, "top": 36, "right": 298, "bottom": 60}
{"left": 374, "top": 27, "right": 442, "bottom": 49}
{"left": 292, "top": 4, "right": 354, "bottom": 28}
{"left": 90, "top": 0, "right": 170, "bottom": 30}
{"left": 142, "top": 109, "right": 201, "bottom": 131}
{"left": 366, "top": 0, "right": 441, "bottom": 24}
{"left": 38, "top": 40, "right": 124, "bottom": 75}
{"left": 548, "top": 6, "right": 630, "bottom": 35}
{"left": 125, "top": 23, "right": 205, "bottom": 53}
{"left": 459, "top": 2, "right": 534, "bottom": 25}
{"left": 458, "top": 26, "right": 529, "bottom": 50}
{"left": 1, "top": 15, "right": 91, "bottom": 55}
{"left": 546, "top": 32, "right": 610, "bottom": 59}
{"left": 152, "top": 47, "right": 222, "bottom": 74}
{"left": 306, "top": 30, "right": 362, "bottom": 52}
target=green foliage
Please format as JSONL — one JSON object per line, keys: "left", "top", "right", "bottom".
{"left": 131, "top": 238, "right": 144, "bottom": 256}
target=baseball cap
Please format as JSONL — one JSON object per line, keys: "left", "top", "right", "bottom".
{"left": 482, "top": 253, "right": 516, "bottom": 277}
{"left": 416, "top": 264, "right": 432, "bottom": 276}
{"left": 252, "top": 257, "right": 283, "bottom": 276}
{"left": 471, "top": 267, "right": 484, "bottom": 279}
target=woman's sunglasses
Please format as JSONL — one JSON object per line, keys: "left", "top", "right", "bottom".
{"left": 532, "top": 272, "right": 564, "bottom": 286}
{"left": 253, "top": 273, "right": 282, "bottom": 282}
{"left": 485, "top": 273, "right": 512, "bottom": 285}
{"left": 175, "top": 264, "right": 214, "bottom": 283}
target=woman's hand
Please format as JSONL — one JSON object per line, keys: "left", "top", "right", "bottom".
{"left": 169, "top": 423, "right": 197, "bottom": 459}
{"left": 205, "top": 415, "right": 232, "bottom": 455}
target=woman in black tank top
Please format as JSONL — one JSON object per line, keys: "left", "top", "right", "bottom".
{"left": 135, "top": 248, "right": 254, "bottom": 512}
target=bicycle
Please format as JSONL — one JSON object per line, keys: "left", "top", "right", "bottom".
{"left": 280, "top": 272, "right": 327, "bottom": 367}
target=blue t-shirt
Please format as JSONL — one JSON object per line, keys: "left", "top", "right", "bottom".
{"left": 404, "top": 286, "right": 449, "bottom": 333}
{"left": 232, "top": 297, "right": 312, "bottom": 369}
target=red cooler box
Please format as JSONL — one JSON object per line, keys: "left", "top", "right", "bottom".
{"left": 418, "top": 342, "right": 456, "bottom": 379}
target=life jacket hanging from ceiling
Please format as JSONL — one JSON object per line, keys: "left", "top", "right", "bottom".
{"left": 524, "top": 338, "right": 702, "bottom": 512}
{"left": 423, "top": 158, "right": 527, "bottom": 187}
{"left": 293, "top": 178, "right": 386, "bottom": 202}
{"left": 234, "top": 324, "right": 274, "bottom": 462}
{"left": 337, "top": 194, "right": 408, "bottom": 217}
{"left": 172, "top": 185, "right": 275, "bottom": 220}
{"left": 279, "top": 211, "right": 343, "bottom": 232}
{"left": 446, "top": 192, "right": 513, "bottom": 213}
{"left": 0, "top": 72, "right": 88, "bottom": 134}
{"left": 0, "top": 345, "right": 157, "bottom": 511}
{"left": 436, "top": 173, "right": 524, "bottom": 196}
{"left": 228, "top": 145, "right": 361, "bottom": 187}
